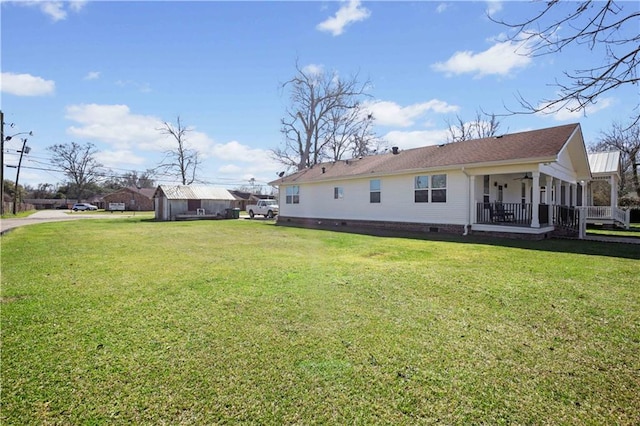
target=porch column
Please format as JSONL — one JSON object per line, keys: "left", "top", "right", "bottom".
{"left": 553, "top": 179, "right": 562, "bottom": 223}
{"left": 469, "top": 175, "right": 476, "bottom": 225}
{"left": 531, "top": 171, "right": 540, "bottom": 228}
{"left": 546, "top": 177, "right": 553, "bottom": 221}
{"left": 570, "top": 183, "right": 576, "bottom": 207}
{"left": 610, "top": 175, "right": 618, "bottom": 208}
{"left": 580, "top": 181, "right": 587, "bottom": 207}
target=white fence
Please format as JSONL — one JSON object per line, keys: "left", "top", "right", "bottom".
{"left": 582, "top": 206, "right": 630, "bottom": 230}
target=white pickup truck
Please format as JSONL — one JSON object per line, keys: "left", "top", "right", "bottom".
{"left": 246, "top": 199, "right": 279, "bottom": 219}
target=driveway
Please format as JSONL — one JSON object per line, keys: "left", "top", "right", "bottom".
{"left": 1, "top": 210, "right": 140, "bottom": 235}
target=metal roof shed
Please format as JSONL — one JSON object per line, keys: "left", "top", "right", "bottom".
{"left": 153, "top": 185, "right": 237, "bottom": 221}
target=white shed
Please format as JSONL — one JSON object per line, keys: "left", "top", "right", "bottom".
{"left": 153, "top": 185, "right": 237, "bottom": 221}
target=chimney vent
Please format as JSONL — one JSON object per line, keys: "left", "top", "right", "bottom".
{"left": 392, "top": 146, "right": 399, "bottom": 155}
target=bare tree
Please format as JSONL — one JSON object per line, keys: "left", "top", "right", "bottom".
{"left": 156, "top": 116, "right": 200, "bottom": 185}
{"left": 47, "top": 142, "right": 103, "bottom": 201}
{"left": 120, "top": 170, "right": 156, "bottom": 189}
{"left": 446, "top": 111, "right": 502, "bottom": 143}
{"left": 592, "top": 121, "right": 640, "bottom": 199}
{"left": 274, "top": 62, "right": 372, "bottom": 170}
{"left": 325, "top": 105, "right": 382, "bottom": 161}
{"left": 490, "top": 1, "right": 639, "bottom": 124}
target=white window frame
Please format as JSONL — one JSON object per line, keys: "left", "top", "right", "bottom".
{"left": 370, "top": 179, "right": 381, "bottom": 203}
{"left": 286, "top": 185, "right": 300, "bottom": 204}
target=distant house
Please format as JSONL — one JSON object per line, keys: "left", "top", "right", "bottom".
{"left": 270, "top": 123, "right": 628, "bottom": 239}
{"left": 229, "top": 190, "right": 275, "bottom": 211}
{"left": 153, "top": 185, "right": 237, "bottom": 221}
{"left": 102, "top": 187, "right": 155, "bottom": 211}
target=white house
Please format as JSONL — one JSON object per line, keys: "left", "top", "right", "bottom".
{"left": 270, "top": 123, "right": 627, "bottom": 239}
{"left": 153, "top": 185, "right": 237, "bottom": 221}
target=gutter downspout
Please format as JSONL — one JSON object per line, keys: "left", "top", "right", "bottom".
{"left": 461, "top": 167, "right": 470, "bottom": 236}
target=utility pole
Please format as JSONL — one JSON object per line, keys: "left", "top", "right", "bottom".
{"left": 1, "top": 110, "right": 5, "bottom": 215}
{"left": 12, "top": 138, "right": 30, "bottom": 214}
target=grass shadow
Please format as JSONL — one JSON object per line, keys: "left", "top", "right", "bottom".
{"left": 276, "top": 223, "right": 640, "bottom": 260}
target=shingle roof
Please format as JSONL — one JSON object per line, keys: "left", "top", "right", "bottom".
{"left": 155, "top": 185, "right": 236, "bottom": 200}
{"left": 272, "top": 123, "right": 581, "bottom": 185}
{"left": 588, "top": 151, "right": 620, "bottom": 175}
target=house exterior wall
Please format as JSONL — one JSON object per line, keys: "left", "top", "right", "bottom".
{"left": 278, "top": 169, "right": 469, "bottom": 226}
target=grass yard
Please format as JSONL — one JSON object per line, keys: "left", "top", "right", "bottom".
{"left": 587, "top": 223, "right": 640, "bottom": 239}
{"left": 1, "top": 218, "right": 639, "bottom": 424}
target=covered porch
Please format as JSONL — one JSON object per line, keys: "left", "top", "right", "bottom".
{"left": 467, "top": 163, "right": 628, "bottom": 238}
{"left": 467, "top": 170, "right": 588, "bottom": 238}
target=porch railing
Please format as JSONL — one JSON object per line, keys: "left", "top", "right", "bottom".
{"left": 476, "top": 203, "right": 532, "bottom": 225}
{"left": 554, "top": 205, "right": 580, "bottom": 231}
{"left": 583, "top": 206, "right": 630, "bottom": 229}
{"left": 476, "top": 203, "right": 579, "bottom": 231}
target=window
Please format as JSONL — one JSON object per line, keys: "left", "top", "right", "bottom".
{"left": 334, "top": 187, "right": 343, "bottom": 199}
{"left": 415, "top": 174, "right": 446, "bottom": 203}
{"left": 483, "top": 175, "right": 490, "bottom": 203}
{"left": 285, "top": 185, "right": 299, "bottom": 204}
{"left": 414, "top": 175, "right": 429, "bottom": 203}
{"left": 431, "top": 174, "right": 447, "bottom": 203}
{"left": 370, "top": 179, "right": 381, "bottom": 203}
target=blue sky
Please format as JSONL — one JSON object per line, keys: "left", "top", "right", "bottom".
{"left": 1, "top": 0, "right": 638, "bottom": 191}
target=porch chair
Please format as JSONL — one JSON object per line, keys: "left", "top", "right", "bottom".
{"left": 493, "top": 203, "right": 515, "bottom": 222}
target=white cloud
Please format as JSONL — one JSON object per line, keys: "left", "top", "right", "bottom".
{"left": 63, "top": 103, "right": 281, "bottom": 187}
{"left": 316, "top": 0, "right": 371, "bottom": 36}
{"left": 432, "top": 39, "right": 533, "bottom": 78}
{"left": 539, "top": 98, "right": 614, "bottom": 121}
{"left": 65, "top": 104, "right": 172, "bottom": 151}
{"left": 210, "top": 140, "right": 271, "bottom": 163}
{"left": 485, "top": 1, "right": 503, "bottom": 16}
{"left": 364, "top": 99, "right": 459, "bottom": 127}
{"left": 0, "top": 72, "right": 55, "bottom": 96}
{"left": 84, "top": 71, "right": 100, "bottom": 81}
{"left": 383, "top": 129, "right": 450, "bottom": 149}
{"left": 96, "top": 150, "right": 147, "bottom": 168}
{"left": 302, "top": 64, "right": 324, "bottom": 76}
{"left": 18, "top": 1, "right": 87, "bottom": 21}
{"left": 436, "top": 3, "right": 449, "bottom": 13}
{"left": 211, "top": 141, "right": 283, "bottom": 185}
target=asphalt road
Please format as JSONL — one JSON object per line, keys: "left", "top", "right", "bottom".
{"left": 0, "top": 210, "right": 139, "bottom": 235}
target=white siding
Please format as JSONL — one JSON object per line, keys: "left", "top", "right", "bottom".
{"left": 280, "top": 170, "right": 469, "bottom": 225}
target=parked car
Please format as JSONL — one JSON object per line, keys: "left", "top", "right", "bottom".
{"left": 72, "top": 203, "right": 98, "bottom": 211}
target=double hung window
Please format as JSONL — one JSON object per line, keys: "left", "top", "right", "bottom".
{"left": 286, "top": 185, "right": 299, "bottom": 204}
{"left": 414, "top": 174, "right": 447, "bottom": 203}
{"left": 370, "top": 179, "right": 381, "bottom": 203}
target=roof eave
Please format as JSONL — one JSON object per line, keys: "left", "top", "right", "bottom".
{"left": 270, "top": 156, "right": 560, "bottom": 185}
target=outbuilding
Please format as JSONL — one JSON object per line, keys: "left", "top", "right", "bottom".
{"left": 153, "top": 185, "right": 237, "bottom": 221}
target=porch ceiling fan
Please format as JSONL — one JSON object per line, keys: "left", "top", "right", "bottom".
{"left": 514, "top": 173, "right": 533, "bottom": 180}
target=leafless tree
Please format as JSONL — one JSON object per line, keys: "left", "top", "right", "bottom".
{"left": 446, "top": 111, "right": 503, "bottom": 143}
{"left": 592, "top": 120, "right": 640, "bottom": 199}
{"left": 47, "top": 141, "right": 103, "bottom": 201}
{"left": 490, "top": 1, "right": 640, "bottom": 124}
{"left": 325, "top": 105, "right": 382, "bottom": 161}
{"left": 156, "top": 116, "right": 200, "bottom": 185}
{"left": 274, "top": 62, "right": 372, "bottom": 170}
{"left": 119, "top": 170, "right": 156, "bottom": 189}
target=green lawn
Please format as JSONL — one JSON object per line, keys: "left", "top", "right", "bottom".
{"left": 587, "top": 223, "right": 640, "bottom": 239}
{"left": 1, "top": 218, "right": 639, "bottom": 424}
